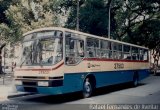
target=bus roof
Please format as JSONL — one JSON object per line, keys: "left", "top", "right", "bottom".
{"left": 23, "top": 27, "right": 148, "bottom": 50}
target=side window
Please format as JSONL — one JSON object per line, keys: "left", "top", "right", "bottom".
{"left": 132, "top": 47, "right": 139, "bottom": 60}
{"left": 123, "top": 45, "right": 131, "bottom": 60}
{"left": 86, "top": 38, "right": 99, "bottom": 58}
{"left": 143, "top": 50, "right": 148, "bottom": 61}
{"left": 139, "top": 49, "right": 144, "bottom": 60}
{"left": 65, "top": 32, "right": 72, "bottom": 56}
{"left": 77, "top": 40, "right": 84, "bottom": 57}
{"left": 118, "top": 44, "right": 123, "bottom": 59}
{"left": 141, "top": 49, "right": 148, "bottom": 61}
{"left": 100, "top": 40, "right": 111, "bottom": 58}
{"left": 65, "top": 33, "right": 84, "bottom": 65}
{"left": 112, "top": 43, "right": 122, "bottom": 59}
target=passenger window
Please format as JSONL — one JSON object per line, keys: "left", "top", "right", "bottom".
{"left": 112, "top": 42, "right": 117, "bottom": 59}
{"left": 132, "top": 47, "right": 139, "bottom": 60}
{"left": 139, "top": 49, "right": 144, "bottom": 60}
{"left": 136, "top": 49, "right": 148, "bottom": 61}
{"left": 123, "top": 45, "right": 131, "bottom": 60}
{"left": 100, "top": 40, "right": 111, "bottom": 58}
{"left": 143, "top": 49, "right": 148, "bottom": 61}
{"left": 86, "top": 38, "right": 99, "bottom": 58}
{"left": 118, "top": 44, "right": 123, "bottom": 59}
{"left": 112, "top": 43, "right": 122, "bottom": 59}
{"left": 77, "top": 40, "right": 84, "bottom": 57}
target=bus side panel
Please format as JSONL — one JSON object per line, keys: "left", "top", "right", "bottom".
{"left": 62, "top": 71, "right": 130, "bottom": 93}
{"left": 62, "top": 69, "right": 149, "bottom": 94}
{"left": 93, "top": 70, "right": 133, "bottom": 88}
{"left": 138, "top": 69, "right": 150, "bottom": 81}
{"left": 62, "top": 73, "right": 86, "bottom": 93}
{"left": 94, "top": 69, "right": 149, "bottom": 88}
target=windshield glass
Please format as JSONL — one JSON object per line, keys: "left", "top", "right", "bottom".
{"left": 20, "top": 30, "right": 63, "bottom": 66}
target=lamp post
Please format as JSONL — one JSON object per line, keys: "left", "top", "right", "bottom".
{"left": 0, "top": 43, "right": 6, "bottom": 84}
{"left": 107, "top": 0, "right": 113, "bottom": 39}
{"left": 3, "top": 48, "right": 5, "bottom": 73}
{"left": 108, "top": 3, "right": 111, "bottom": 39}
{"left": 76, "top": 0, "right": 80, "bottom": 31}
{"left": 3, "top": 48, "right": 5, "bottom": 84}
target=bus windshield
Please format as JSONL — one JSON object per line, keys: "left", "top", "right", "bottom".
{"left": 20, "top": 30, "right": 63, "bottom": 66}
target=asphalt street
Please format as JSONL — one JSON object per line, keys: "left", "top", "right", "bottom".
{"left": 0, "top": 74, "right": 160, "bottom": 110}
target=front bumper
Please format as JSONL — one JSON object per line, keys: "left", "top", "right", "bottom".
{"left": 15, "top": 76, "right": 64, "bottom": 95}
{"left": 16, "top": 85, "right": 63, "bottom": 95}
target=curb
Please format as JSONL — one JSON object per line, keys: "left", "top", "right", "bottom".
{"left": 8, "top": 93, "right": 35, "bottom": 98}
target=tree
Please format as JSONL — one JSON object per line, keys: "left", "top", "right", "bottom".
{"left": 65, "top": 0, "right": 160, "bottom": 47}
{"left": 65, "top": 0, "right": 109, "bottom": 36}
{"left": 0, "top": 0, "right": 62, "bottom": 43}
{"left": 114, "top": 0, "right": 160, "bottom": 43}
{"left": 0, "top": 0, "right": 13, "bottom": 24}
{"left": 118, "top": 0, "right": 160, "bottom": 66}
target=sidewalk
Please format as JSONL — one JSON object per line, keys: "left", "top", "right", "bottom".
{"left": 0, "top": 73, "right": 32, "bottom": 102}
{"left": 0, "top": 73, "right": 15, "bottom": 101}
{"left": 0, "top": 84, "right": 15, "bottom": 101}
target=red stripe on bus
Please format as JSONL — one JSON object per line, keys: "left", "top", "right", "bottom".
{"left": 15, "top": 68, "right": 51, "bottom": 71}
{"left": 52, "top": 62, "right": 64, "bottom": 70}
{"left": 15, "top": 62, "right": 64, "bottom": 71}
{"left": 83, "top": 58, "right": 148, "bottom": 63}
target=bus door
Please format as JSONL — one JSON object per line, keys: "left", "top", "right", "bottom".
{"left": 65, "top": 33, "right": 84, "bottom": 66}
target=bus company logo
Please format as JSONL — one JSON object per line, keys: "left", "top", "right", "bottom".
{"left": 88, "top": 63, "right": 100, "bottom": 68}
{"left": 88, "top": 63, "right": 91, "bottom": 68}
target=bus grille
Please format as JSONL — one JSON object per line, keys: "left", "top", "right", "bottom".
{"left": 23, "top": 82, "right": 37, "bottom": 86}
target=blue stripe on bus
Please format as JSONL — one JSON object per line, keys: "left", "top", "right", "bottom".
{"left": 16, "top": 69, "right": 149, "bottom": 95}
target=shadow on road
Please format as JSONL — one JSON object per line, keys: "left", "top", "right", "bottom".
{"left": 154, "top": 74, "right": 160, "bottom": 76}
{"left": 22, "top": 92, "right": 83, "bottom": 104}
{"left": 93, "top": 82, "right": 145, "bottom": 97}
{"left": 10, "top": 82, "right": 146, "bottom": 104}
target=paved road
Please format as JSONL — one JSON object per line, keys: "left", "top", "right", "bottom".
{"left": 1, "top": 75, "right": 160, "bottom": 110}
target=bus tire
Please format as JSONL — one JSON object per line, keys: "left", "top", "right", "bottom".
{"left": 82, "top": 77, "right": 94, "bottom": 98}
{"left": 132, "top": 72, "right": 139, "bottom": 87}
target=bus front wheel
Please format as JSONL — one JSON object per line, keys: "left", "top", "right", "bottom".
{"left": 82, "top": 78, "right": 93, "bottom": 98}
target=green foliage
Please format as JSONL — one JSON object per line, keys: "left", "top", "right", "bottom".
{"left": 0, "top": 0, "right": 159, "bottom": 52}
{"left": 0, "top": 0, "right": 62, "bottom": 43}
{"left": 0, "top": 0, "right": 13, "bottom": 24}
{"left": 66, "top": 0, "right": 108, "bottom": 36}
{"left": 133, "top": 19, "right": 160, "bottom": 49}
{"left": 114, "top": 0, "right": 160, "bottom": 43}
{"left": 65, "top": 0, "right": 160, "bottom": 50}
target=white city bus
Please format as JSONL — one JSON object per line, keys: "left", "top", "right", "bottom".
{"left": 14, "top": 27, "right": 149, "bottom": 98}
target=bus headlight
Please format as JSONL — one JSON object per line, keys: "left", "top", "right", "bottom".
{"left": 15, "top": 80, "right": 22, "bottom": 85}
{"left": 38, "top": 81, "right": 49, "bottom": 86}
